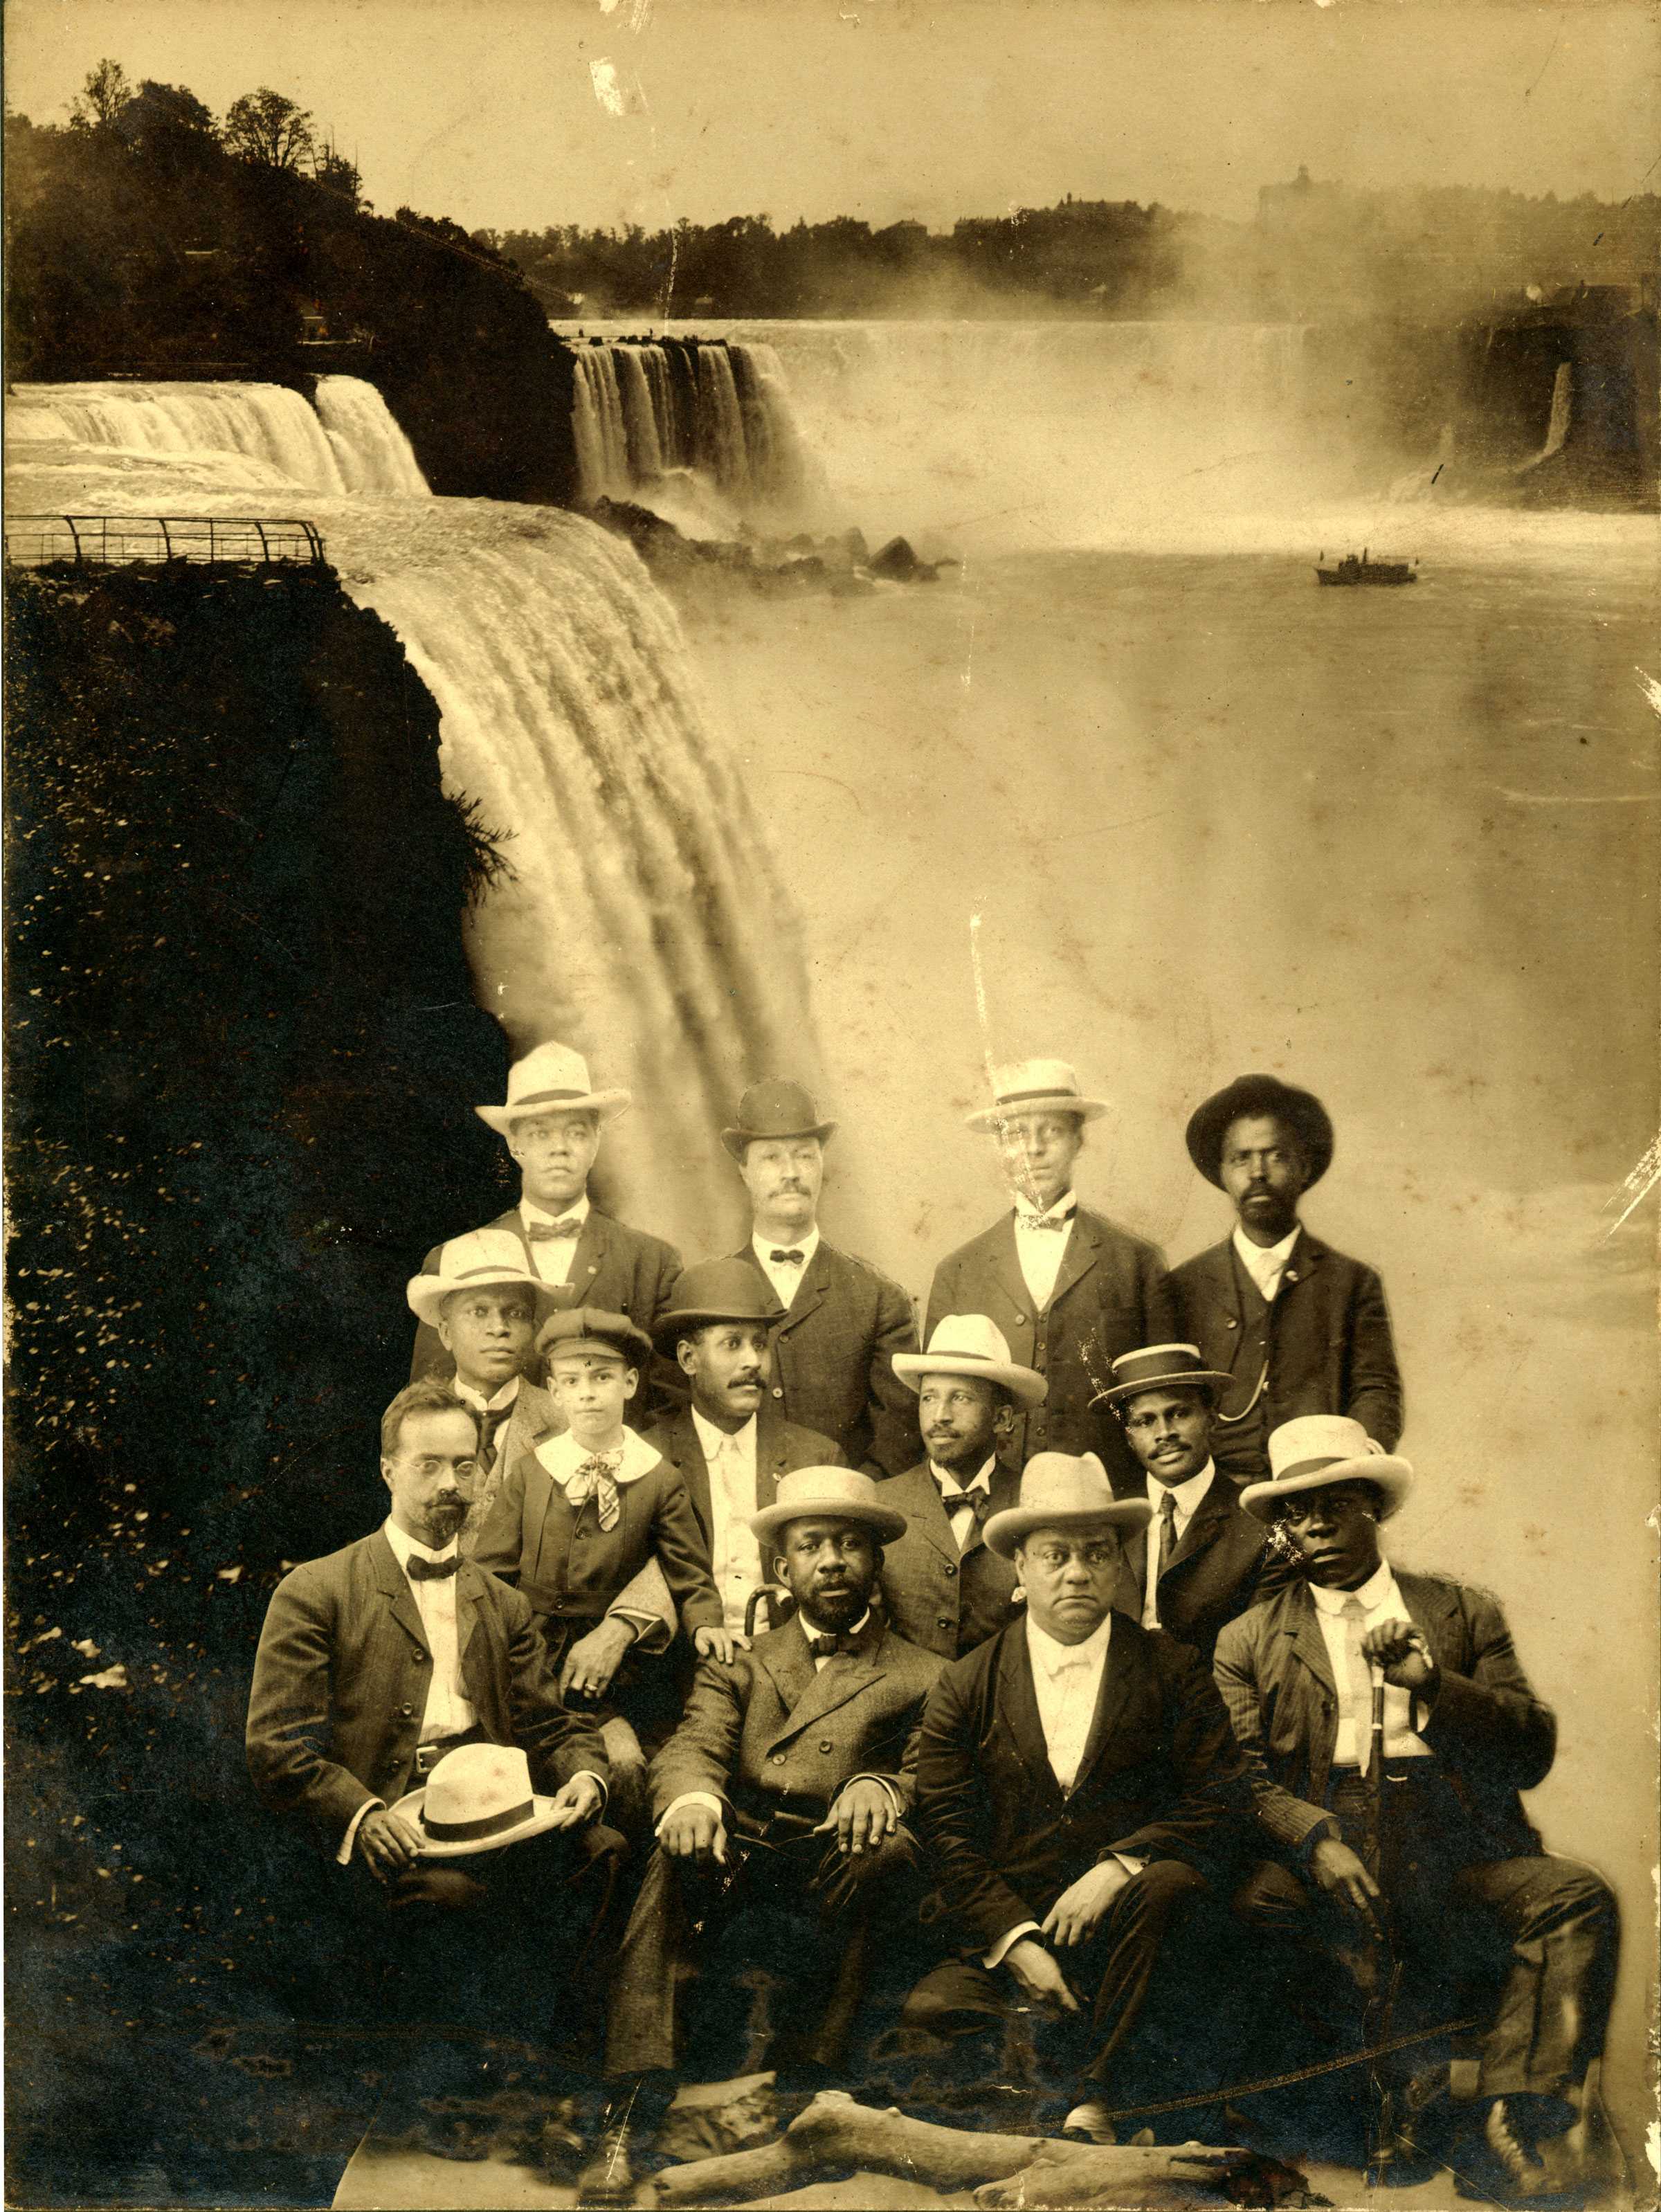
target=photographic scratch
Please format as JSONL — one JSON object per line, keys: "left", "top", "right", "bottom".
{"left": 1496, "top": 788, "right": 1653, "bottom": 806}
{"left": 1638, "top": 666, "right": 1661, "bottom": 719}
{"left": 1606, "top": 1134, "right": 1661, "bottom": 1237}
{"left": 1522, "top": 21, "right": 1563, "bottom": 100}
{"left": 968, "top": 912, "right": 999, "bottom": 1098}
{"left": 770, "top": 768, "right": 864, "bottom": 813}
{"left": 589, "top": 59, "right": 628, "bottom": 117}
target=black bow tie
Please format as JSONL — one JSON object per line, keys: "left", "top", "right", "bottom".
{"left": 941, "top": 1484, "right": 991, "bottom": 1527}
{"left": 806, "top": 1629, "right": 855, "bottom": 1660}
{"left": 770, "top": 1248, "right": 806, "bottom": 1265}
{"left": 406, "top": 1552, "right": 461, "bottom": 1581}
{"left": 527, "top": 1216, "right": 582, "bottom": 1242}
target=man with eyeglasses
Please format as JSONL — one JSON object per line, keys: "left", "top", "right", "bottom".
{"left": 895, "top": 1451, "right": 1249, "bottom": 2143}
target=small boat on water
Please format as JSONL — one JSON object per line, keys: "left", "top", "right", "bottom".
{"left": 1316, "top": 547, "right": 1418, "bottom": 587}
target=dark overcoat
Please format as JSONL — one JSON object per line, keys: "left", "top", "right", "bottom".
{"left": 1123, "top": 1469, "right": 1281, "bottom": 1669}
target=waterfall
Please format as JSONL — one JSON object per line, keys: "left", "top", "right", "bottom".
{"left": 564, "top": 336, "right": 824, "bottom": 526}
{"left": 6, "top": 377, "right": 430, "bottom": 498}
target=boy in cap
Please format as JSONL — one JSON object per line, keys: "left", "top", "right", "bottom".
{"left": 410, "top": 1040, "right": 682, "bottom": 1417}
{"left": 473, "top": 1310, "right": 733, "bottom": 1815}
{"left": 583, "top": 1467, "right": 942, "bottom": 2200}
{"left": 926, "top": 1060, "right": 1175, "bottom": 1496}
{"left": 1215, "top": 1417, "right": 1617, "bottom": 2200}
{"left": 725, "top": 1078, "right": 920, "bottom": 1476}
{"left": 1168, "top": 1074, "right": 1402, "bottom": 1485}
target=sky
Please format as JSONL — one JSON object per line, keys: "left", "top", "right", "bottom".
{"left": 7, "top": 0, "right": 1657, "bottom": 235}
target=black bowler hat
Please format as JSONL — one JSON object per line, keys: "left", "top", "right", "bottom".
{"left": 720, "top": 1079, "right": 837, "bottom": 1161}
{"left": 1185, "top": 1075, "right": 1334, "bottom": 1190}
{"left": 653, "top": 1258, "right": 786, "bottom": 1345}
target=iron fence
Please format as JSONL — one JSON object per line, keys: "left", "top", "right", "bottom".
{"left": 3, "top": 515, "right": 327, "bottom": 570}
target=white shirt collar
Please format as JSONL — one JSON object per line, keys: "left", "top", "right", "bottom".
{"left": 1310, "top": 1558, "right": 1396, "bottom": 1616}
{"left": 752, "top": 1224, "right": 819, "bottom": 1267}
{"left": 1145, "top": 1458, "right": 1215, "bottom": 1520}
{"left": 535, "top": 1424, "right": 660, "bottom": 1483}
{"left": 1026, "top": 1608, "right": 1114, "bottom": 1677}
{"left": 931, "top": 1454, "right": 996, "bottom": 1496}
{"left": 521, "top": 1193, "right": 590, "bottom": 1231}
{"left": 691, "top": 1407, "right": 757, "bottom": 1459}
{"left": 800, "top": 1607, "right": 871, "bottom": 1643}
{"left": 453, "top": 1373, "right": 521, "bottom": 1415}
{"left": 1014, "top": 1189, "right": 1078, "bottom": 1227}
{"left": 1232, "top": 1221, "right": 1300, "bottom": 1289}
{"left": 383, "top": 1516, "right": 459, "bottom": 1571}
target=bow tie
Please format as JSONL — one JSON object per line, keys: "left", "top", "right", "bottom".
{"left": 806, "top": 1629, "right": 856, "bottom": 1660}
{"left": 527, "top": 1216, "right": 583, "bottom": 1242}
{"left": 1016, "top": 1211, "right": 1071, "bottom": 1233}
{"left": 940, "top": 1483, "right": 991, "bottom": 1526}
{"left": 565, "top": 1451, "right": 624, "bottom": 1532}
{"left": 406, "top": 1552, "right": 460, "bottom": 1581}
{"left": 770, "top": 1248, "right": 806, "bottom": 1265}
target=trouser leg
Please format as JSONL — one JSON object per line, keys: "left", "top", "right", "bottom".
{"left": 1449, "top": 1856, "right": 1618, "bottom": 2105}
{"left": 1073, "top": 1860, "right": 1227, "bottom": 2130}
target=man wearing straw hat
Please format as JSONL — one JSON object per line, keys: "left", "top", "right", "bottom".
{"left": 1096, "top": 1343, "right": 1279, "bottom": 1669}
{"left": 1215, "top": 1417, "right": 1618, "bottom": 2202}
{"left": 896, "top": 1451, "right": 1247, "bottom": 2144}
{"left": 410, "top": 1040, "right": 682, "bottom": 1414}
{"left": 1168, "top": 1074, "right": 1402, "bottom": 1485}
{"left": 724, "top": 1078, "right": 920, "bottom": 1477}
{"left": 882, "top": 1313, "right": 1135, "bottom": 1658}
{"left": 925, "top": 1060, "right": 1175, "bottom": 1497}
{"left": 583, "top": 1466, "right": 941, "bottom": 2200}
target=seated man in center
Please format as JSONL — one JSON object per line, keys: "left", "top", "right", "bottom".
{"left": 586, "top": 1467, "right": 943, "bottom": 2200}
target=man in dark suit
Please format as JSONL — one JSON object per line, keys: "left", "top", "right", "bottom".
{"left": 1167, "top": 1074, "right": 1402, "bottom": 1485}
{"left": 926, "top": 1060, "right": 1175, "bottom": 1496}
{"left": 583, "top": 1469, "right": 943, "bottom": 2200}
{"left": 725, "top": 1078, "right": 920, "bottom": 1477}
{"left": 1095, "top": 1343, "right": 1278, "bottom": 1668}
{"left": 884, "top": 1312, "right": 1133, "bottom": 1657}
{"left": 245, "top": 1377, "right": 618, "bottom": 2041}
{"left": 1215, "top": 1418, "right": 1617, "bottom": 2201}
{"left": 896, "top": 1451, "right": 1248, "bottom": 2143}
{"left": 410, "top": 1040, "right": 682, "bottom": 1416}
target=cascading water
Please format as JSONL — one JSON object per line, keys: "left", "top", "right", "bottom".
{"left": 7, "top": 377, "right": 431, "bottom": 498}
{"left": 564, "top": 336, "right": 823, "bottom": 527}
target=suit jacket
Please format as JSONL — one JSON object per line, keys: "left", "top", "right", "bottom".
{"left": 916, "top": 1614, "right": 1247, "bottom": 1955}
{"left": 459, "top": 1379, "right": 556, "bottom": 1554}
{"left": 1125, "top": 1467, "right": 1280, "bottom": 1670}
{"left": 878, "top": 1458, "right": 1141, "bottom": 1659}
{"left": 1213, "top": 1572, "right": 1555, "bottom": 1863}
{"left": 734, "top": 1240, "right": 920, "bottom": 1478}
{"left": 925, "top": 1207, "right": 1176, "bottom": 1495}
{"left": 410, "top": 1204, "right": 684, "bottom": 1414}
{"left": 473, "top": 1433, "right": 722, "bottom": 1636}
{"left": 651, "top": 1613, "right": 944, "bottom": 1825}
{"left": 245, "top": 1528, "right": 608, "bottom": 1852}
{"left": 639, "top": 1402, "right": 846, "bottom": 1547}
{"left": 1168, "top": 1229, "right": 1402, "bottom": 1482}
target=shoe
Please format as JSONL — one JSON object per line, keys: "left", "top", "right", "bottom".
{"left": 574, "top": 2116, "right": 642, "bottom": 2206}
{"left": 1061, "top": 2099, "right": 1118, "bottom": 2144}
{"left": 1451, "top": 2098, "right": 1554, "bottom": 2205}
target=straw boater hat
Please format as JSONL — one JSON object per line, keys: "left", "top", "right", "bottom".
{"left": 721, "top": 1079, "right": 837, "bottom": 1161}
{"left": 535, "top": 1307, "right": 655, "bottom": 1368}
{"left": 1239, "top": 1415, "right": 1413, "bottom": 1524}
{"left": 1184, "top": 1074, "right": 1334, "bottom": 1190}
{"left": 652, "top": 1257, "right": 786, "bottom": 1346}
{"left": 388, "top": 1742, "right": 564, "bottom": 1860}
{"left": 1093, "top": 1342, "right": 1233, "bottom": 1412}
{"left": 475, "top": 1040, "right": 631, "bottom": 1139}
{"left": 750, "top": 1466, "right": 907, "bottom": 1549}
{"left": 893, "top": 1313, "right": 1047, "bottom": 1409}
{"left": 965, "top": 1059, "right": 1109, "bottom": 1132}
{"left": 406, "top": 1227, "right": 557, "bottom": 1330}
{"left": 983, "top": 1452, "right": 1152, "bottom": 1558}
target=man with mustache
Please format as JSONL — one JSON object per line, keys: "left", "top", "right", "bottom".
{"left": 246, "top": 1379, "right": 617, "bottom": 2039}
{"left": 1215, "top": 1417, "right": 1617, "bottom": 2201}
{"left": 1168, "top": 1075, "right": 1402, "bottom": 1485}
{"left": 925, "top": 1060, "right": 1175, "bottom": 1496}
{"left": 583, "top": 1469, "right": 942, "bottom": 2200}
{"left": 726, "top": 1080, "right": 920, "bottom": 1477}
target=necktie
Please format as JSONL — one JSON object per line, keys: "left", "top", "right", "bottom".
{"left": 477, "top": 1406, "right": 510, "bottom": 1476}
{"left": 567, "top": 1451, "right": 623, "bottom": 1532}
{"left": 1339, "top": 1596, "right": 1374, "bottom": 1773}
{"left": 770, "top": 1248, "right": 806, "bottom": 1264}
{"left": 806, "top": 1629, "right": 852, "bottom": 1660}
{"left": 406, "top": 1552, "right": 461, "bottom": 1582}
{"left": 1147, "top": 1490, "right": 1178, "bottom": 1624}
{"left": 527, "top": 1217, "right": 582, "bottom": 1242}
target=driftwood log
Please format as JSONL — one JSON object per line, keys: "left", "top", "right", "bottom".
{"left": 650, "top": 2091, "right": 1307, "bottom": 2206}
{"left": 974, "top": 2139, "right": 1320, "bottom": 2208}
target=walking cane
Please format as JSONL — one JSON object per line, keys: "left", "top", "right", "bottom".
{"left": 1362, "top": 1663, "right": 1408, "bottom": 2186}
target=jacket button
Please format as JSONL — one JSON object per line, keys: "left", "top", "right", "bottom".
{"left": 944, "top": 1563, "right": 957, "bottom": 1577}
{"left": 400, "top": 1703, "right": 414, "bottom": 1717}
{"left": 772, "top": 1388, "right": 784, "bottom": 1399}
{"left": 1013, "top": 1313, "right": 1026, "bottom": 1325}
{"left": 1225, "top": 1318, "right": 1238, "bottom": 1330}
{"left": 937, "top": 1616, "right": 952, "bottom": 1629}
{"left": 770, "top": 1752, "right": 786, "bottom": 1766}
{"left": 818, "top": 1741, "right": 833, "bottom": 1753}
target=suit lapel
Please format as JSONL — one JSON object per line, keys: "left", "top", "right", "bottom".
{"left": 454, "top": 1559, "right": 483, "bottom": 1665}
{"left": 774, "top": 1242, "right": 831, "bottom": 1335}
{"left": 754, "top": 1402, "right": 790, "bottom": 1514}
{"left": 986, "top": 1216, "right": 1033, "bottom": 1318}
{"left": 995, "top": 1622, "right": 1055, "bottom": 1802}
{"left": 561, "top": 1209, "right": 608, "bottom": 1303}
{"left": 1278, "top": 1226, "right": 1320, "bottom": 1300}
{"left": 755, "top": 1618, "right": 819, "bottom": 1731}
{"left": 1285, "top": 1583, "right": 1337, "bottom": 1694}
{"left": 669, "top": 1408, "right": 714, "bottom": 1534}
{"left": 768, "top": 1632, "right": 884, "bottom": 1746}
{"left": 370, "top": 1528, "right": 430, "bottom": 1658}
{"left": 903, "top": 1467, "right": 960, "bottom": 1568}
{"left": 1046, "top": 1208, "right": 1102, "bottom": 1310}
{"left": 1071, "top": 1615, "right": 1138, "bottom": 1792}
{"left": 1397, "top": 1571, "right": 1461, "bottom": 1671}
{"left": 1162, "top": 1476, "right": 1233, "bottom": 1578}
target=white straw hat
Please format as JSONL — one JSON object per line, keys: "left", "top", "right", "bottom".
{"left": 406, "top": 1227, "right": 557, "bottom": 1329}
{"left": 750, "top": 1466, "right": 907, "bottom": 1548}
{"left": 475, "top": 1041, "right": 630, "bottom": 1138}
{"left": 893, "top": 1313, "right": 1046, "bottom": 1408}
{"left": 965, "top": 1060, "right": 1109, "bottom": 1132}
{"left": 388, "top": 1741, "right": 563, "bottom": 1858}
{"left": 983, "top": 1452, "right": 1152, "bottom": 1558}
{"left": 1239, "top": 1415, "right": 1413, "bottom": 1524}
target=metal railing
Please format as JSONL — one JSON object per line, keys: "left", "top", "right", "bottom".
{"left": 3, "top": 515, "right": 327, "bottom": 570}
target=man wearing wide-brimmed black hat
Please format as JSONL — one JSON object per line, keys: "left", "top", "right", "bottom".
{"left": 724, "top": 1078, "right": 920, "bottom": 1477}
{"left": 1167, "top": 1074, "right": 1402, "bottom": 1485}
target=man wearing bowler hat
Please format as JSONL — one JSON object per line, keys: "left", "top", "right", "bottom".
{"left": 1215, "top": 1417, "right": 1618, "bottom": 2201}
{"left": 584, "top": 1467, "right": 942, "bottom": 2199}
{"left": 410, "top": 1040, "right": 682, "bottom": 1418}
{"left": 896, "top": 1451, "right": 1248, "bottom": 2143}
{"left": 1096, "top": 1343, "right": 1280, "bottom": 1669}
{"left": 246, "top": 1377, "right": 619, "bottom": 2042}
{"left": 1168, "top": 1074, "right": 1402, "bottom": 1485}
{"left": 882, "top": 1314, "right": 1135, "bottom": 1658}
{"left": 725, "top": 1078, "right": 920, "bottom": 1478}
{"left": 925, "top": 1060, "right": 1176, "bottom": 1497}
